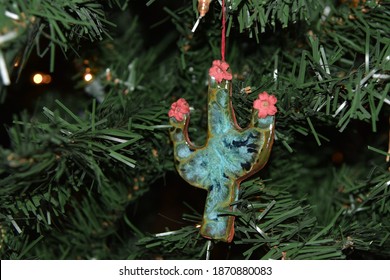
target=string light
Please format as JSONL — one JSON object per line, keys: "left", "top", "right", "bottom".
{"left": 32, "top": 73, "right": 52, "bottom": 85}
{"left": 33, "top": 73, "right": 43, "bottom": 84}
{"left": 84, "top": 73, "right": 93, "bottom": 82}
{"left": 84, "top": 67, "right": 93, "bottom": 82}
{"left": 192, "top": 0, "right": 212, "bottom": 32}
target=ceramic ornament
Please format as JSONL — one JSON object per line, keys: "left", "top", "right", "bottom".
{"left": 168, "top": 60, "right": 277, "bottom": 242}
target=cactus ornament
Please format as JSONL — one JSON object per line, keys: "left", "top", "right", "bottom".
{"left": 168, "top": 60, "right": 277, "bottom": 242}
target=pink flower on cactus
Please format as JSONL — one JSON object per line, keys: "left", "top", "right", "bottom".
{"left": 253, "top": 91, "right": 278, "bottom": 118}
{"left": 168, "top": 98, "right": 190, "bottom": 122}
{"left": 209, "top": 60, "right": 233, "bottom": 83}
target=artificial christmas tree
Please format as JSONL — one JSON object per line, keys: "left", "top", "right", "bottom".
{"left": 0, "top": 0, "right": 389, "bottom": 260}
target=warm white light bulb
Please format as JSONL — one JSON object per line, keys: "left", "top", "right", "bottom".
{"left": 33, "top": 73, "right": 43, "bottom": 84}
{"left": 84, "top": 73, "right": 93, "bottom": 82}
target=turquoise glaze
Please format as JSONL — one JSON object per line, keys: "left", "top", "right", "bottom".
{"left": 169, "top": 66, "right": 275, "bottom": 243}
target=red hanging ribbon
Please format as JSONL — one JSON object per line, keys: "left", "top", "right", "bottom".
{"left": 221, "top": 0, "right": 226, "bottom": 61}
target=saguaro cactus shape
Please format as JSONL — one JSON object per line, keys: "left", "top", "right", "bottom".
{"left": 168, "top": 60, "right": 277, "bottom": 242}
